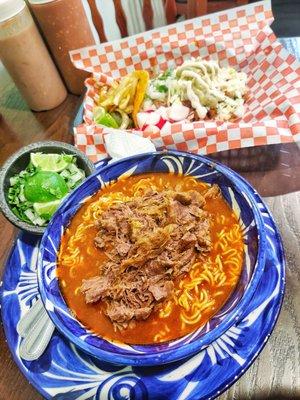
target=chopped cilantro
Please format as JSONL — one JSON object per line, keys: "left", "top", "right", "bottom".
{"left": 156, "top": 84, "right": 168, "bottom": 93}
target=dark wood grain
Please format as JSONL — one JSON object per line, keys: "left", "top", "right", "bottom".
{"left": 0, "top": 33, "right": 300, "bottom": 400}
{"left": 0, "top": 67, "right": 78, "bottom": 400}
{"left": 209, "top": 142, "right": 300, "bottom": 197}
{"left": 187, "top": 0, "right": 208, "bottom": 18}
{"left": 0, "top": 66, "right": 77, "bottom": 165}
{"left": 86, "top": 0, "right": 107, "bottom": 43}
{"left": 177, "top": 0, "right": 251, "bottom": 18}
{"left": 165, "top": 0, "right": 178, "bottom": 24}
{"left": 143, "top": 0, "right": 154, "bottom": 30}
{"left": 220, "top": 191, "right": 300, "bottom": 400}
{"left": 113, "top": 0, "right": 128, "bottom": 38}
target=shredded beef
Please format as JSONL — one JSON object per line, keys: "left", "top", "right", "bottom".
{"left": 148, "top": 281, "right": 174, "bottom": 301}
{"left": 174, "top": 192, "right": 192, "bottom": 205}
{"left": 81, "top": 276, "right": 112, "bottom": 303}
{"left": 203, "top": 184, "right": 221, "bottom": 200}
{"left": 81, "top": 186, "right": 216, "bottom": 330}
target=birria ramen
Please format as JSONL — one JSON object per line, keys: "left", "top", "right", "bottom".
{"left": 57, "top": 173, "right": 244, "bottom": 345}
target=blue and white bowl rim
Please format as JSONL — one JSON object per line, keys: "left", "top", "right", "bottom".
{"left": 38, "top": 150, "right": 267, "bottom": 366}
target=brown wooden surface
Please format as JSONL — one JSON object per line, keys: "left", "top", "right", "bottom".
{"left": 187, "top": 0, "right": 208, "bottom": 18}
{"left": 0, "top": 56, "right": 300, "bottom": 400}
{"left": 176, "top": 0, "right": 250, "bottom": 18}
{"left": 86, "top": 0, "right": 107, "bottom": 43}
{"left": 143, "top": 0, "right": 154, "bottom": 30}
{"left": 113, "top": 0, "right": 129, "bottom": 38}
{"left": 165, "top": 0, "right": 178, "bottom": 24}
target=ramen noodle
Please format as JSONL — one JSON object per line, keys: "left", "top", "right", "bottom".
{"left": 57, "top": 173, "right": 244, "bottom": 344}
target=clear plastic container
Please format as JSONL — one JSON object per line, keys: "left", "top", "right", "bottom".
{"left": 29, "top": 0, "right": 95, "bottom": 95}
{"left": 0, "top": 0, "right": 67, "bottom": 111}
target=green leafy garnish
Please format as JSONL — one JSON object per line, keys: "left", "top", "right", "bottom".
{"left": 159, "top": 69, "right": 172, "bottom": 80}
{"left": 156, "top": 84, "right": 168, "bottom": 93}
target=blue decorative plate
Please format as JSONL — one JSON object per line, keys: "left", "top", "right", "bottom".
{"left": 0, "top": 158, "right": 285, "bottom": 400}
{"left": 38, "top": 151, "right": 266, "bottom": 366}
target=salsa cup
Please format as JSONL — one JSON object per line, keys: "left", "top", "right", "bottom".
{"left": 0, "top": 141, "right": 95, "bottom": 235}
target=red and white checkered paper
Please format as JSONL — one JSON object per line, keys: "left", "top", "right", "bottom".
{"left": 71, "top": 0, "right": 300, "bottom": 162}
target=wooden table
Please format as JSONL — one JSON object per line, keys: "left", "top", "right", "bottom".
{"left": 0, "top": 41, "right": 299, "bottom": 400}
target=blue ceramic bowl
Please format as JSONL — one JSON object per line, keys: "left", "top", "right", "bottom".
{"left": 38, "top": 151, "right": 267, "bottom": 366}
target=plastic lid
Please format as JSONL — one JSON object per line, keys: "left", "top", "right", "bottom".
{"left": 0, "top": 0, "right": 26, "bottom": 23}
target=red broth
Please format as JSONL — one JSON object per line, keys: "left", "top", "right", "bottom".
{"left": 57, "top": 173, "right": 244, "bottom": 344}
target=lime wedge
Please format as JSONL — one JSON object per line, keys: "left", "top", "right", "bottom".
{"left": 94, "top": 106, "right": 119, "bottom": 128}
{"left": 33, "top": 199, "right": 62, "bottom": 219}
{"left": 100, "top": 114, "right": 119, "bottom": 128}
{"left": 24, "top": 171, "right": 69, "bottom": 202}
{"left": 93, "top": 106, "right": 106, "bottom": 122}
{"left": 31, "top": 153, "right": 72, "bottom": 172}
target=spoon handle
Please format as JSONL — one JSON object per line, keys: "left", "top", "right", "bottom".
{"left": 17, "top": 298, "right": 44, "bottom": 336}
{"left": 17, "top": 298, "right": 55, "bottom": 361}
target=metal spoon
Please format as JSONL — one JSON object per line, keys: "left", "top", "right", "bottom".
{"left": 17, "top": 298, "right": 54, "bottom": 361}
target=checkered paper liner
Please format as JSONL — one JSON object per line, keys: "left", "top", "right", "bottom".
{"left": 71, "top": 0, "right": 300, "bottom": 162}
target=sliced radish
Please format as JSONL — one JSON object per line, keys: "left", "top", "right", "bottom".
{"left": 137, "top": 112, "right": 149, "bottom": 129}
{"left": 156, "top": 106, "right": 169, "bottom": 120}
{"left": 143, "top": 111, "right": 161, "bottom": 126}
{"left": 167, "top": 104, "right": 190, "bottom": 121}
{"left": 144, "top": 125, "right": 160, "bottom": 135}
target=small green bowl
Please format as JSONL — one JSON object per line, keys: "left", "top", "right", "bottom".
{"left": 0, "top": 141, "right": 95, "bottom": 235}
